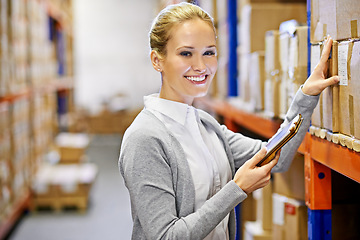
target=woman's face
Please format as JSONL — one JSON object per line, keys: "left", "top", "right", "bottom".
{"left": 158, "top": 19, "right": 217, "bottom": 105}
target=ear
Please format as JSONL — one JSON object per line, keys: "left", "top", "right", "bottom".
{"left": 150, "top": 50, "right": 163, "bottom": 72}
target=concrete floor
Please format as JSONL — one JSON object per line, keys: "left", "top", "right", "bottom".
{"left": 7, "top": 134, "right": 133, "bottom": 240}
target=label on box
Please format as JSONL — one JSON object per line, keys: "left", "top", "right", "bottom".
{"left": 273, "top": 194, "right": 287, "bottom": 225}
{"left": 338, "top": 44, "right": 349, "bottom": 86}
{"left": 311, "top": 44, "right": 321, "bottom": 74}
{"left": 285, "top": 203, "right": 296, "bottom": 215}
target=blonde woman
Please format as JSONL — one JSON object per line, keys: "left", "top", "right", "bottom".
{"left": 119, "top": 3, "right": 338, "bottom": 240}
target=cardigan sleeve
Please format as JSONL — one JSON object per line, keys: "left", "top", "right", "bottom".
{"left": 271, "top": 86, "right": 319, "bottom": 172}
{"left": 119, "top": 127, "right": 247, "bottom": 240}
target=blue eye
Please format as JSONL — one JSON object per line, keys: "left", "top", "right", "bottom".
{"left": 180, "top": 51, "right": 192, "bottom": 57}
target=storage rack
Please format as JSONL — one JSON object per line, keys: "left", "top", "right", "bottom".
{"left": 197, "top": 96, "right": 360, "bottom": 240}
{"left": 0, "top": 0, "right": 74, "bottom": 238}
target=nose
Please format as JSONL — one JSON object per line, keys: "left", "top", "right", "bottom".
{"left": 192, "top": 55, "right": 206, "bottom": 73}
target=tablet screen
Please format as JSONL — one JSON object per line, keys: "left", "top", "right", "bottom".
{"left": 266, "top": 120, "right": 293, "bottom": 151}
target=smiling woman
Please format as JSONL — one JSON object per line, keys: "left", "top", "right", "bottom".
{"left": 118, "top": 2, "right": 338, "bottom": 240}
{"left": 151, "top": 18, "right": 218, "bottom": 104}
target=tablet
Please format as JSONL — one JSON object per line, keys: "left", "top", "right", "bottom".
{"left": 256, "top": 114, "right": 303, "bottom": 167}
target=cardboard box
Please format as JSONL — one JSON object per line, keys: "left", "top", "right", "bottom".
{"left": 279, "top": 32, "right": 290, "bottom": 118}
{"left": 241, "top": 193, "right": 257, "bottom": 238}
{"left": 272, "top": 194, "right": 307, "bottom": 240}
{"left": 55, "top": 133, "right": 90, "bottom": 164}
{"left": 253, "top": 183, "right": 273, "bottom": 231}
{"left": 249, "top": 51, "right": 265, "bottom": 111}
{"left": 310, "top": 41, "right": 339, "bottom": 132}
{"left": 243, "top": 221, "right": 272, "bottom": 240}
{"left": 323, "top": 41, "right": 339, "bottom": 132}
{"left": 264, "top": 31, "right": 281, "bottom": 118}
{"left": 239, "top": 53, "right": 251, "bottom": 103}
{"left": 273, "top": 153, "right": 305, "bottom": 201}
{"left": 338, "top": 40, "right": 360, "bottom": 139}
{"left": 287, "top": 26, "right": 308, "bottom": 108}
{"left": 311, "top": 0, "right": 360, "bottom": 43}
{"left": 310, "top": 43, "right": 323, "bottom": 128}
{"left": 88, "top": 109, "right": 140, "bottom": 134}
{"left": 239, "top": 2, "right": 306, "bottom": 54}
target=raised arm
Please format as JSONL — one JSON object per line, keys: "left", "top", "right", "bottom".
{"left": 272, "top": 36, "right": 339, "bottom": 172}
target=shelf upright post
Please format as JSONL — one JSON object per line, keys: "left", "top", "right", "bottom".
{"left": 304, "top": 147, "right": 332, "bottom": 239}
{"left": 227, "top": 0, "right": 238, "bottom": 97}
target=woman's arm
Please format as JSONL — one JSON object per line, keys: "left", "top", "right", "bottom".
{"left": 273, "top": 37, "right": 339, "bottom": 172}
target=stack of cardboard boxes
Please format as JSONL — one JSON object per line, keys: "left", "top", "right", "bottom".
{"left": 263, "top": 25, "right": 308, "bottom": 119}
{"left": 0, "top": 102, "right": 11, "bottom": 222}
{"left": 0, "top": 0, "right": 74, "bottom": 234}
{"left": 310, "top": 0, "right": 360, "bottom": 152}
{"left": 237, "top": 1, "right": 307, "bottom": 115}
{"left": 243, "top": 153, "right": 308, "bottom": 240}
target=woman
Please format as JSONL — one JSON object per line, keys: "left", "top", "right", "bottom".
{"left": 119, "top": 3, "right": 338, "bottom": 240}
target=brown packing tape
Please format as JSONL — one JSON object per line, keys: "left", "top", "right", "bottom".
{"left": 349, "top": 41, "right": 354, "bottom": 78}
{"left": 351, "top": 20, "right": 358, "bottom": 39}
{"left": 349, "top": 95, "right": 354, "bottom": 137}
{"left": 320, "top": 92, "right": 323, "bottom": 128}
{"left": 323, "top": 24, "right": 327, "bottom": 42}
{"left": 331, "top": 41, "right": 339, "bottom": 132}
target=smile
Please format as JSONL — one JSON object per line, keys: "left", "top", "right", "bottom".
{"left": 185, "top": 75, "right": 207, "bottom": 82}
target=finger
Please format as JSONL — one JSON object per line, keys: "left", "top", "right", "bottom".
{"left": 249, "top": 148, "right": 267, "bottom": 167}
{"left": 261, "top": 150, "right": 280, "bottom": 172}
{"left": 325, "top": 75, "right": 340, "bottom": 86}
{"left": 320, "top": 37, "right": 333, "bottom": 63}
{"left": 318, "top": 75, "right": 340, "bottom": 90}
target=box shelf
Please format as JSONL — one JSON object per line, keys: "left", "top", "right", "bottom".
{"left": 198, "top": 97, "right": 360, "bottom": 183}
{"left": 0, "top": 192, "right": 30, "bottom": 239}
{"left": 198, "top": 96, "right": 360, "bottom": 239}
{"left": 197, "top": 97, "right": 282, "bottom": 139}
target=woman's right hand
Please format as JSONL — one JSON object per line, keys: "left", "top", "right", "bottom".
{"left": 233, "top": 148, "right": 279, "bottom": 194}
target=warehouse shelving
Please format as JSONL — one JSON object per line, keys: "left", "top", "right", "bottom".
{"left": 198, "top": 95, "right": 360, "bottom": 239}
{"left": 0, "top": 77, "right": 74, "bottom": 239}
{"left": 0, "top": 192, "right": 30, "bottom": 239}
{"left": 0, "top": 0, "right": 74, "bottom": 238}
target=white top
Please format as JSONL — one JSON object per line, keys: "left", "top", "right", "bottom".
{"left": 144, "top": 94, "right": 232, "bottom": 240}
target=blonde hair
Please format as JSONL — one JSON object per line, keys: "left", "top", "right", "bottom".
{"left": 149, "top": 2, "right": 216, "bottom": 57}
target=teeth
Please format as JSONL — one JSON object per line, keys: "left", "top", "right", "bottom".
{"left": 186, "top": 75, "right": 206, "bottom": 82}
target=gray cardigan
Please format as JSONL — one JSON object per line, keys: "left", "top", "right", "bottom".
{"left": 119, "top": 88, "right": 318, "bottom": 240}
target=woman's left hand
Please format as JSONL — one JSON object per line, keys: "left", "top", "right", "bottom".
{"left": 302, "top": 37, "right": 339, "bottom": 96}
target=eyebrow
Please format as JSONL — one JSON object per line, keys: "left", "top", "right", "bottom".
{"left": 176, "top": 45, "right": 217, "bottom": 51}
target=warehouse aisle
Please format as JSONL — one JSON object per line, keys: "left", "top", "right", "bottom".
{"left": 8, "top": 134, "right": 133, "bottom": 240}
